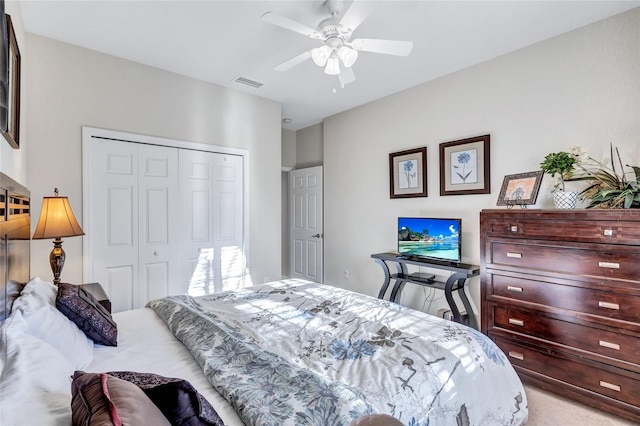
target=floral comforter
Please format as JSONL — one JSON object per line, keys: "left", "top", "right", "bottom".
{"left": 148, "top": 279, "right": 527, "bottom": 426}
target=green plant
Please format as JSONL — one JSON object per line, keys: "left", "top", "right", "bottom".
{"left": 539, "top": 151, "right": 577, "bottom": 192}
{"left": 567, "top": 144, "right": 640, "bottom": 209}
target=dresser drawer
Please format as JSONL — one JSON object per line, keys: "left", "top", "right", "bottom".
{"left": 493, "top": 337, "right": 640, "bottom": 407}
{"left": 482, "top": 214, "right": 640, "bottom": 245}
{"left": 492, "top": 305, "right": 639, "bottom": 367}
{"left": 486, "top": 272, "right": 640, "bottom": 323}
{"left": 487, "top": 240, "right": 640, "bottom": 281}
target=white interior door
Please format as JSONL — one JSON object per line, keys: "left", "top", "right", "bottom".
{"left": 179, "top": 149, "right": 215, "bottom": 296}
{"left": 179, "top": 150, "right": 244, "bottom": 296}
{"left": 85, "top": 139, "right": 139, "bottom": 312}
{"left": 138, "top": 144, "right": 180, "bottom": 304}
{"left": 84, "top": 127, "right": 247, "bottom": 311}
{"left": 211, "top": 154, "right": 244, "bottom": 291}
{"left": 290, "top": 166, "right": 323, "bottom": 282}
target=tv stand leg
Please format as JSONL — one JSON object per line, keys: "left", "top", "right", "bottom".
{"left": 445, "top": 273, "right": 478, "bottom": 330}
{"left": 374, "top": 258, "right": 392, "bottom": 299}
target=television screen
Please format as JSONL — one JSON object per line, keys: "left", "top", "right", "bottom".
{"left": 397, "top": 217, "right": 461, "bottom": 263}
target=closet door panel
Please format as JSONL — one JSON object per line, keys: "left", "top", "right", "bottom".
{"left": 86, "top": 140, "right": 138, "bottom": 313}
{"left": 179, "top": 150, "right": 215, "bottom": 296}
{"left": 138, "top": 144, "right": 179, "bottom": 305}
{"left": 213, "top": 154, "right": 244, "bottom": 291}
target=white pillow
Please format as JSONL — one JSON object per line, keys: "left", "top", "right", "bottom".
{"left": 23, "top": 305, "right": 94, "bottom": 369}
{"left": 0, "top": 310, "right": 76, "bottom": 425}
{"left": 10, "top": 276, "right": 94, "bottom": 369}
{"left": 11, "top": 276, "right": 57, "bottom": 313}
{"left": 0, "top": 310, "right": 75, "bottom": 394}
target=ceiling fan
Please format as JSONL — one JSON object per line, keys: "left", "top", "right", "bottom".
{"left": 262, "top": 0, "right": 413, "bottom": 86}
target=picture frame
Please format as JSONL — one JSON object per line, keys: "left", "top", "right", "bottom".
{"left": 389, "top": 147, "right": 427, "bottom": 198}
{"left": 2, "top": 14, "right": 20, "bottom": 149}
{"left": 496, "top": 170, "right": 544, "bottom": 206}
{"left": 439, "top": 134, "right": 490, "bottom": 196}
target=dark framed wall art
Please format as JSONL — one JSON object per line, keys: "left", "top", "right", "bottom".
{"left": 439, "top": 134, "right": 490, "bottom": 196}
{"left": 389, "top": 147, "right": 427, "bottom": 198}
{"left": 1, "top": 10, "right": 20, "bottom": 149}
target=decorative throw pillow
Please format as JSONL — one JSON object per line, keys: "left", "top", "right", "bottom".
{"left": 56, "top": 282, "right": 118, "bottom": 346}
{"left": 71, "top": 371, "right": 171, "bottom": 426}
{"left": 107, "top": 371, "right": 224, "bottom": 426}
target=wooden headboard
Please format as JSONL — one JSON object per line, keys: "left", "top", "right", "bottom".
{"left": 0, "top": 172, "right": 30, "bottom": 321}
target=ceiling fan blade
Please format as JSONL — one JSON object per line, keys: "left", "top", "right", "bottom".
{"left": 274, "top": 50, "right": 312, "bottom": 72}
{"left": 351, "top": 38, "right": 414, "bottom": 56}
{"left": 261, "top": 12, "right": 321, "bottom": 39}
{"left": 338, "top": 0, "right": 371, "bottom": 34}
{"left": 338, "top": 67, "right": 356, "bottom": 86}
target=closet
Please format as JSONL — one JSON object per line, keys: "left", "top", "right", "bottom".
{"left": 83, "top": 128, "right": 245, "bottom": 313}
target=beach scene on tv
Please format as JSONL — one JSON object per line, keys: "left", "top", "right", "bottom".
{"left": 397, "top": 217, "right": 460, "bottom": 262}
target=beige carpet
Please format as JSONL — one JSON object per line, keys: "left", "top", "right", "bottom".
{"left": 524, "top": 383, "right": 638, "bottom": 425}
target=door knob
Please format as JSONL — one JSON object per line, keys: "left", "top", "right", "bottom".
{"left": 153, "top": 251, "right": 159, "bottom": 256}
{"left": 312, "top": 234, "right": 322, "bottom": 238}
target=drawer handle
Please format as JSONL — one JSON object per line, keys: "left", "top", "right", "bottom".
{"left": 599, "top": 340, "right": 620, "bottom": 351}
{"left": 598, "top": 301, "right": 620, "bottom": 310}
{"left": 510, "top": 225, "right": 518, "bottom": 233}
{"left": 507, "top": 285, "right": 523, "bottom": 293}
{"left": 508, "top": 351, "right": 524, "bottom": 360}
{"left": 506, "top": 252, "right": 522, "bottom": 259}
{"left": 603, "top": 229, "right": 614, "bottom": 237}
{"left": 508, "top": 318, "right": 524, "bottom": 326}
{"left": 598, "top": 261, "right": 620, "bottom": 269}
{"left": 599, "top": 381, "right": 621, "bottom": 392}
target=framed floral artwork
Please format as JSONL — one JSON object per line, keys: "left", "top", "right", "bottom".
{"left": 439, "top": 134, "right": 490, "bottom": 196}
{"left": 496, "top": 170, "right": 543, "bottom": 207}
{"left": 389, "top": 147, "right": 427, "bottom": 198}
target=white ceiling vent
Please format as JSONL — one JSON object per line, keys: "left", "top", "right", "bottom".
{"left": 233, "top": 76, "right": 264, "bottom": 89}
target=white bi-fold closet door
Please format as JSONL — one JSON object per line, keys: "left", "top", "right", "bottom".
{"left": 83, "top": 128, "right": 245, "bottom": 313}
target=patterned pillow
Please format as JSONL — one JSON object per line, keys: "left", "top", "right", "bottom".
{"left": 107, "top": 371, "right": 224, "bottom": 426}
{"left": 56, "top": 282, "right": 117, "bottom": 346}
{"left": 71, "top": 371, "right": 171, "bottom": 426}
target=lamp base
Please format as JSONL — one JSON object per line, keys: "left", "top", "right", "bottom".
{"left": 50, "top": 238, "right": 66, "bottom": 286}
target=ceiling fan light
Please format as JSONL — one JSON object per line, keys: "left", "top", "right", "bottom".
{"left": 337, "top": 46, "right": 358, "bottom": 68}
{"left": 311, "top": 45, "right": 332, "bottom": 67}
{"left": 324, "top": 55, "right": 341, "bottom": 75}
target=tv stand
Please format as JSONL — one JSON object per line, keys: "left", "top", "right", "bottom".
{"left": 371, "top": 252, "right": 480, "bottom": 330}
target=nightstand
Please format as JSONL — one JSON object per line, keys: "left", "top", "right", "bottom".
{"left": 80, "top": 282, "right": 111, "bottom": 314}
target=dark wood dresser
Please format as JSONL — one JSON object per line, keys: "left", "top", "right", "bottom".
{"left": 480, "top": 209, "right": 640, "bottom": 422}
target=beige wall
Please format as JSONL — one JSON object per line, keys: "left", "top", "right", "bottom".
{"left": 25, "top": 34, "right": 283, "bottom": 287}
{"left": 0, "top": 1, "right": 28, "bottom": 184}
{"left": 281, "top": 128, "right": 296, "bottom": 168}
{"left": 296, "top": 123, "right": 323, "bottom": 168}
{"left": 323, "top": 9, "right": 640, "bottom": 320}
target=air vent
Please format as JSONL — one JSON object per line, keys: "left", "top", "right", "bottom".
{"left": 233, "top": 76, "right": 264, "bottom": 89}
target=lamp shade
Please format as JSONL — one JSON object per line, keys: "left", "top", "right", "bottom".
{"left": 311, "top": 45, "right": 332, "bottom": 67}
{"left": 324, "top": 54, "right": 341, "bottom": 75}
{"left": 337, "top": 46, "right": 358, "bottom": 68}
{"left": 32, "top": 196, "right": 85, "bottom": 239}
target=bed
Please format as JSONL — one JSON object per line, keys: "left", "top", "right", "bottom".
{"left": 1, "top": 276, "right": 528, "bottom": 426}
{"left": 0, "top": 174, "right": 527, "bottom": 426}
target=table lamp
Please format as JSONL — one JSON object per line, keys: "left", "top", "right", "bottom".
{"left": 32, "top": 188, "right": 85, "bottom": 285}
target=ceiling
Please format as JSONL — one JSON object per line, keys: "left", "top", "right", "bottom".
{"left": 20, "top": 1, "right": 640, "bottom": 131}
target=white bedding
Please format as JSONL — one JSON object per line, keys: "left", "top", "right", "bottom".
{"left": 89, "top": 308, "right": 243, "bottom": 426}
{"left": 0, "top": 304, "right": 243, "bottom": 425}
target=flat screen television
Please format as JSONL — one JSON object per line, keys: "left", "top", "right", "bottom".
{"left": 397, "top": 217, "right": 462, "bottom": 264}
